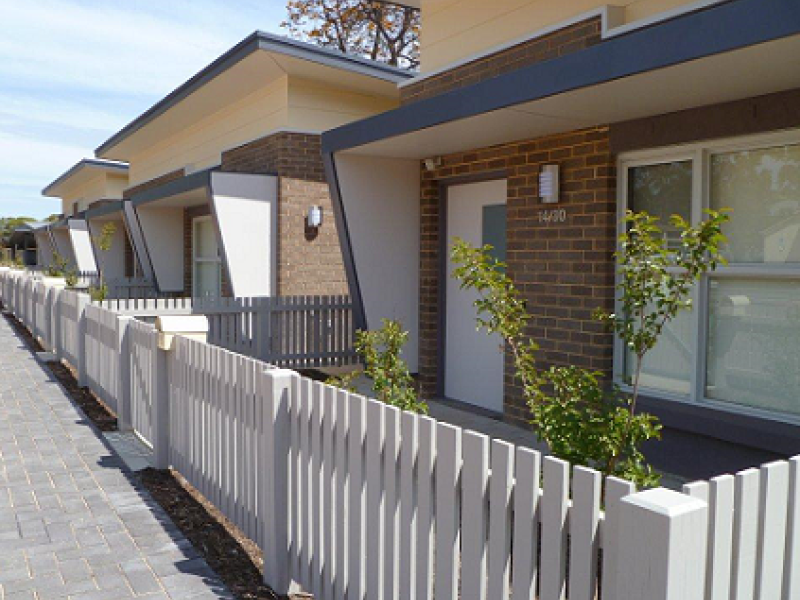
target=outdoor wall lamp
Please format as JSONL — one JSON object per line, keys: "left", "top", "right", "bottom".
{"left": 539, "top": 164, "right": 560, "bottom": 204}
{"left": 307, "top": 205, "right": 323, "bottom": 229}
{"left": 424, "top": 156, "right": 442, "bottom": 171}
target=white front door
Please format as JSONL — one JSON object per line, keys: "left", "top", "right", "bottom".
{"left": 445, "top": 179, "right": 507, "bottom": 412}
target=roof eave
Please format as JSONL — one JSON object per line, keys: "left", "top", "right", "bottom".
{"left": 95, "top": 31, "right": 414, "bottom": 159}
{"left": 42, "top": 159, "right": 129, "bottom": 198}
{"left": 321, "top": 0, "right": 800, "bottom": 155}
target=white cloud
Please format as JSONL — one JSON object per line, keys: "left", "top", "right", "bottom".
{"left": 0, "top": 0, "right": 287, "bottom": 218}
{"left": 0, "top": 0, "right": 285, "bottom": 97}
{"left": 0, "top": 93, "right": 125, "bottom": 134}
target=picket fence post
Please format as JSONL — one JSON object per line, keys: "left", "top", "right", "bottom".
{"left": 117, "top": 316, "right": 133, "bottom": 431}
{"left": 76, "top": 294, "right": 90, "bottom": 387}
{"left": 260, "top": 367, "right": 298, "bottom": 596}
{"left": 614, "top": 487, "right": 708, "bottom": 600}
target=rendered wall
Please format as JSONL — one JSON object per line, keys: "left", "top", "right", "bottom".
{"left": 210, "top": 172, "right": 278, "bottom": 297}
{"left": 67, "top": 220, "right": 98, "bottom": 272}
{"left": 59, "top": 173, "right": 128, "bottom": 215}
{"left": 335, "top": 154, "right": 421, "bottom": 371}
{"left": 127, "top": 77, "right": 399, "bottom": 188}
{"left": 51, "top": 229, "right": 76, "bottom": 267}
{"left": 128, "top": 78, "right": 289, "bottom": 187}
{"left": 286, "top": 78, "right": 398, "bottom": 134}
{"left": 419, "top": 0, "right": 712, "bottom": 72}
{"left": 135, "top": 206, "right": 184, "bottom": 292}
{"left": 87, "top": 217, "right": 127, "bottom": 281}
{"left": 35, "top": 231, "right": 54, "bottom": 267}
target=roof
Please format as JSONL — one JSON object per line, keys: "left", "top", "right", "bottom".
{"left": 42, "top": 159, "right": 129, "bottom": 198}
{"left": 95, "top": 31, "right": 414, "bottom": 159}
{"left": 322, "top": 0, "right": 800, "bottom": 157}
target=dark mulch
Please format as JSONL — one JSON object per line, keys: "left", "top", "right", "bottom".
{"left": 137, "top": 468, "right": 283, "bottom": 600}
{"left": 4, "top": 311, "right": 44, "bottom": 352}
{"left": 46, "top": 361, "right": 119, "bottom": 431}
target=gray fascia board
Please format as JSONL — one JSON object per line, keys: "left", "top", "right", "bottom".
{"left": 254, "top": 31, "right": 413, "bottom": 81}
{"left": 95, "top": 31, "right": 413, "bottom": 159}
{"left": 84, "top": 201, "right": 123, "bottom": 220}
{"left": 42, "top": 159, "right": 129, "bottom": 197}
{"left": 321, "top": 0, "right": 800, "bottom": 154}
{"left": 130, "top": 169, "right": 213, "bottom": 208}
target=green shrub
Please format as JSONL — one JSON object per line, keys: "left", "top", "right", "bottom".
{"left": 451, "top": 209, "right": 728, "bottom": 487}
{"left": 329, "top": 319, "right": 428, "bottom": 414}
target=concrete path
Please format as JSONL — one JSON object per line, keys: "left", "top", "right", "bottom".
{"left": 0, "top": 315, "right": 232, "bottom": 600}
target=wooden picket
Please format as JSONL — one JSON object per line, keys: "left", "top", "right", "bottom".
{"left": 128, "top": 318, "right": 158, "bottom": 446}
{"left": 84, "top": 303, "right": 123, "bottom": 414}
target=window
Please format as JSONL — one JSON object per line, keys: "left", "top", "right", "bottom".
{"left": 192, "top": 216, "right": 221, "bottom": 298}
{"left": 619, "top": 133, "right": 800, "bottom": 420}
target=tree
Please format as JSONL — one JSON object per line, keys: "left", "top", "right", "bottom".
{"left": 89, "top": 222, "right": 117, "bottom": 301}
{"left": 283, "top": 0, "right": 420, "bottom": 69}
{"left": 0, "top": 217, "right": 35, "bottom": 244}
{"left": 451, "top": 209, "right": 729, "bottom": 487}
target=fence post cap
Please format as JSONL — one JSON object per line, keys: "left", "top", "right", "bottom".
{"left": 263, "top": 367, "right": 297, "bottom": 383}
{"left": 622, "top": 487, "right": 707, "bottom": 517}
{"left": 154, "top": 315, "right": 209, "bottom": 350}
{"left": 41, "top": 276, "right": 68, "bottom": 288}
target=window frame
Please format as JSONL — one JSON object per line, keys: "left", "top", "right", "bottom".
{"left": 616, "top": 128, "right": 800, "bottom": 423}
{"left": 192, "top": 215, "right": 222, "bottom": 298}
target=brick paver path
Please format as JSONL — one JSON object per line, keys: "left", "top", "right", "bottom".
{"left": 0, "top": 316, "right": 232, "bottom": 599}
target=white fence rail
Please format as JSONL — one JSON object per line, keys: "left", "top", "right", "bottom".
{"left": 2, "top": 268, "right": 799, "bottom": 600}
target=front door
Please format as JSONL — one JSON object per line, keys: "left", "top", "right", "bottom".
{"left": 445, "top": 179, "right": 507, "bottom": 412}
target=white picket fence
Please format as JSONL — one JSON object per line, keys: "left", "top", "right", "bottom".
{"left": 2, "top": 267, "right": 800, "bottom": 600}
{"left": 128, "top": 318, "right": 158, "bottom": 447}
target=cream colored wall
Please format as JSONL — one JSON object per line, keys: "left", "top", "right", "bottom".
{"left": 419, "top": 0, "right": 706, "bottom": 73}
{"left": 128, "top": 78, "right": 290, "bottom": 187}
{"left": 58, "top": 172, "right": 129, "bottom": 215}
{"left": 127, "top": 76, "right": 399, "bottom": 188}
{"left": 286, "top": 78, "right": 399, "bottom": 133}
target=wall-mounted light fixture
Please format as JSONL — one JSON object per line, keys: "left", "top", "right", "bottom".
{"left": 423, "top": 156, "right": 442, "bottom": 171}
{"left": 539, "top": 164, "right": 560, "bottom": 204}
{"left": 307, "top": 205, "right": 323, "bottom": 229}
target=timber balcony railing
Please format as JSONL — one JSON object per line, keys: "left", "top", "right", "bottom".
{"left": 3, "top": 266, "right": 800, "bottom": 600}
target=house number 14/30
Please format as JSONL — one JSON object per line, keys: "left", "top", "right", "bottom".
{"left": 538, "top": 208, "right": 567, "bottom": 224}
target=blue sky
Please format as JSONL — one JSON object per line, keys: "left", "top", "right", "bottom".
{"left": 0, "top": 0, "right": 287, "bottom": 219}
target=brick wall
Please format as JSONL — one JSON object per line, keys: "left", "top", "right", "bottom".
{"left": 221, "top": 132, "right": 326, "bottom": 182}
{"left": 278, "top": 178, "right": 348, "bottom": 296}
{"left": 221, "top": 132, "right": 346, "bottom": 295}
{"left": 401, "top": 17, "right": 601, "bottom": 105}
{"left": 420, "top": 126, "right": 616, "bottom": 425}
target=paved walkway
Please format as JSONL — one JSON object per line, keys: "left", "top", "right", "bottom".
{"left": 0, "top": 315, "right": 231, "bottom": 600}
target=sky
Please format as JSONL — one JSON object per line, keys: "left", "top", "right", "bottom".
{"left": 0, "top": 0, "right": 287, "bottom": 219}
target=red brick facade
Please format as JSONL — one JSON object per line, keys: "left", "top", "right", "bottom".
{"left": 420, "top": 127, "right": 617, "bottom": 425}
{"left": 401, "top": 17, "right": 602, "bottom": 105}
